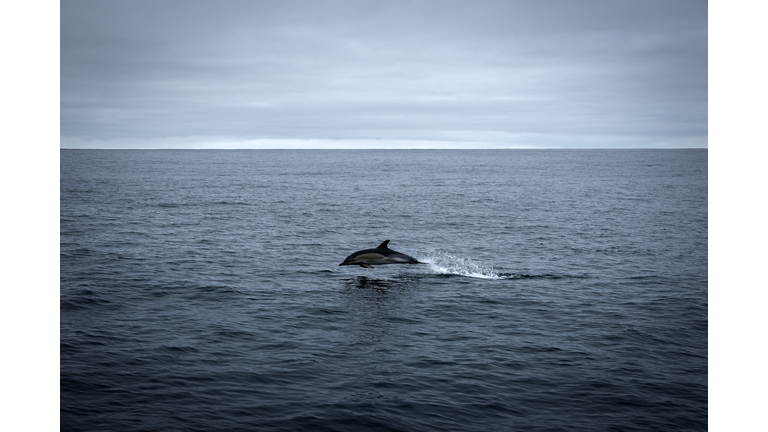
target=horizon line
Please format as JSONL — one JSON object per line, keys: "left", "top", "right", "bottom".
{"left": 60, "top": 147, "right": 707, "bottom": 150}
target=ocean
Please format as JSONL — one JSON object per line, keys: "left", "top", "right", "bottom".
{"left": 60, "top": 149, "right": 707, "bottom": 431}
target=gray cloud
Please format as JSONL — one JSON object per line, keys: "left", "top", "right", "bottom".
{"left": 61, "top": 0, "right": 707, "bottom": 148}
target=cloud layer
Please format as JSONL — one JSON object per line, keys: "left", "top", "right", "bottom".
{"left": 61, "top": 0, "right": 707, "bottom": 148}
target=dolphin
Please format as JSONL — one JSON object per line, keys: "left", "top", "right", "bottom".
{"left": 339, "top": 240, "right": 423, "bottom": 269}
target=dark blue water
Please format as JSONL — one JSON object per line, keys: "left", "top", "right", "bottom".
{"left": 60, "top": 149, "right": 707, "bottom": 431}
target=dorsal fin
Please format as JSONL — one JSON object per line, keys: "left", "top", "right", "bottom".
{"left": 377, "top": 240, "right": 391, "bottom": 249}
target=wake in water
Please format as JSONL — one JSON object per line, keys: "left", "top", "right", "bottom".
{"left": 418, "top": 250, "right": 505, "bottom": 279}
{"left": 416, "top": 250, "right": 571, "bottom": 280}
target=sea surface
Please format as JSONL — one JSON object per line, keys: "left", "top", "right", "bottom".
{"left": 60, "top": 149, "right": 708, "bottom": 431}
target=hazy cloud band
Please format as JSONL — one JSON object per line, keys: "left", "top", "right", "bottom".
{"left": 61, "top": 0, "right": 707, "bottom": 148}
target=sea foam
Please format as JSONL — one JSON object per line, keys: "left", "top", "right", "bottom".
{"left": 419, "top": 251, "right": 503, "bottom": 279}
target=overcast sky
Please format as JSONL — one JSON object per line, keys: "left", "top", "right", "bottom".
{"left": 60, "top": 0, "right": 707, "bottom": 149}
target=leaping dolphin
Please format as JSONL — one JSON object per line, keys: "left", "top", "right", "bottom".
{"left": 339, "top": 240, "right": 423, "bottom": 269}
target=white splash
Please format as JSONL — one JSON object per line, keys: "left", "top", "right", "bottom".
{"left": 418, "top": 251, "right": 503, "bottom": 280}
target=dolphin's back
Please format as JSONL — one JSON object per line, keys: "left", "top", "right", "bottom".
{"left": 339, "top": 240, "right": 422, "bottom": 268}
